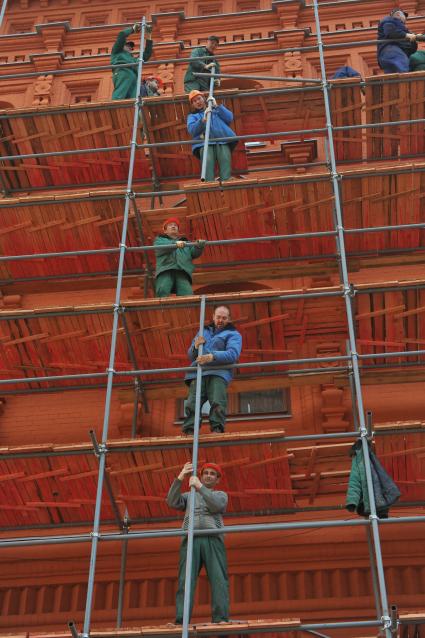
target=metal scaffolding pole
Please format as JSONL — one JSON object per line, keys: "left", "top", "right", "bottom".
{"left": 182, "top": 295, "right": 206, "bottom": 638}
{"left": 81, "top": 17, "right": 147, "bottom": 638}
{"left": 116, "top": 512, "right": 130, "bottom": 628}
{"left": 311, "top": 0, "right": 392, "bottom": 635}
{"left": 200, "top": 65, "right": 217, "bottom": 182}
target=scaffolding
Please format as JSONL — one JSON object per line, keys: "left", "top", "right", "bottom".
{"left": 1, "top": 5, "right": 425, "bottom": 638}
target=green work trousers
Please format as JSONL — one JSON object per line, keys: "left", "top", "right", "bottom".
{"left": 155, "top": 270, "right": 193, "bottom": 297}
{"left": 175, "top": 536, "right": 229, "bottom": 624}
{"left": 199, "top": 144, "right": 232, "bottom": 182}
{"left": 183, "top": 375, "right": 227, "bottom": 433}
{"left": 184, "top": 80, "right": 209, "bottom": 92}
{"left": 112, "top": 69, "right": 137, "bottom": 100}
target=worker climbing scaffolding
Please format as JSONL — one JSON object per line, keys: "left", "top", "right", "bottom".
{"left": 111, "top": 22, "right": 153, "bottom": 99}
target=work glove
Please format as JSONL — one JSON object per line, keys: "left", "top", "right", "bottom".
{"left": 214, "top": 78, "right": 221, "bottom": 87}
{"left": 145, "top": 23, "right": 153, "bottom": 34}
{"left": 204, "top": 62, "right": 216, "bottom": 70}
{"left": 208, "top": 97, "right": 217, "bottom": 109}
{"left": 132, "top": 23, "right": 141, "bottom": 33}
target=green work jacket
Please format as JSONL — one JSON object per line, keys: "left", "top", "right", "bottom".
{"left": 184, "top": 46, "right": 221, "bottom": 90}
{"left": 409, "top": 50, "right": 425, "bottom": 71}
{"left": 111, "top": 27, "right": 153, "bottom": 76}
{"left": 154, "top": 234, "right": 205, "bottom": 281}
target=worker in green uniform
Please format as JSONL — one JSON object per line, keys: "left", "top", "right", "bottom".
{"left": 409, "top": 43, "right": 425, "bottom": 70}
{"left": 166, "top": 461, "right": 229, "bottom": 625}
{"left": 184, "top": 35, "right": 221, "bottom": 92}
{"left": 154, "top": 217, "right": 205, "bottom": 297}
{"left": 111, "top": 23, "right": 153, "bottom": 100}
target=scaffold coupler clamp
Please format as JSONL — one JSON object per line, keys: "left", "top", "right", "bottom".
{"left": 343, "top": 283, "right": 356, "bottom": 298}
{"left": 321, "top": 79, "right": 331, "bottom": 91}
{"left": 381, "top": 614, "right": 392, "bottom": 630}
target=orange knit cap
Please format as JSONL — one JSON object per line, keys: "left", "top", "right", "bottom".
{"left": 163, "top": 217, "right": 180, "bottom": 229}
{"left": 199, "top": 462, "right": 222, "bottom": 477}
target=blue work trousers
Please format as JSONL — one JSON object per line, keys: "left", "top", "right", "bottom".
{"left": 378, "top": 45, "right": 410, "bottom": 73}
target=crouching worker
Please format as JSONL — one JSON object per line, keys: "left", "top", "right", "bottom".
{"left": 166, "top": 461, "right": 229, "bottom": 625}
{"left": 140, "top": 75, "right": 163, "bottom": 97}
{"left": 187, "top": 90, "right": 237, "bottom": 182}
{"left": 183, "top": 305, "right": 242, "bottom": 434}
{"left": 377, "top": 8, "right": 421, "bottom": 73}
{"left": 154, "top": 217, "right": 205, "bottom": 297}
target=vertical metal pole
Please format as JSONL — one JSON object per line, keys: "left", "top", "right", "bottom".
{"left": 311, "top": 1, "right": 392, "bottom": 636}
{"left": 200, "top": 67, "right": 217, "bottom": 182}
{"left": 0, "top": 0, "right": 8, "bottom": 29}
{"left": 116, "top": 512, "right": 130, "bottom": 628}
{"left": 81, "top": 17, "right": 147, "bottom": 638}
{"left": 182, "top": 295, "right": 206, "bottom": 638}
{"left": 366, "top": 525, "right": 383, "bottom": 620}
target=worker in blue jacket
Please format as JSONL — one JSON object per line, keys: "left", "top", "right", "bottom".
{"left": 183, "top": 305, "right": 242, "bottom": 435}
{"left": 377, "top": 8, "right": 421, "bottom": 73}
{"left": 187, "top": 90, "right": 237, "bottom": 182}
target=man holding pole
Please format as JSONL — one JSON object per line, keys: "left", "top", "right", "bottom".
{"left": 187, "top": 91, "right": 237, "bottom": 182}
{"left": 184, "top": 36, "right": 221, "bottom": 92}
{"left": 166, "top": 461, "right": 229, "bottom": 625}
{"left": 182, "top": 305, "right": 242, "bottom": 434}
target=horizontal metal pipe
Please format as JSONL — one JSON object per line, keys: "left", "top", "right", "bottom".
{"left": 0, "top": 230, "right": 338, "bottom": 263}
{"left": 0, "top": 144, "right": 129, "bottom": 162}
{"left": 0, "top": 354, "right": 350, "bottom": 386}
{"left": 0, "top": 37, "right": 414, "bottom": 82}
{"left": 3, "top": 513, "right": 425, "bottom": 549}
{"left": 3, "top": 216, "right": 425, "bottom": 265}
{"left": 194, "top": 71, "right": 322, "bottom": 84}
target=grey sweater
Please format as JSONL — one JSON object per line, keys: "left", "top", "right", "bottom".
{"left": 166, "top": 478, "right": 227, "bottom": 539}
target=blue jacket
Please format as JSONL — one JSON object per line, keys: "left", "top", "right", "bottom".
{"left": 185, "top": 322, "right": 242, "bottom": 385}
{"left": 377, "top": 16, "right": 417, "bottom": 57}
{"left": 187, "top": 105, "right": 237, "bottom": 157}
{"left": 332, "top": 66, "right": 361, "bottom": 79}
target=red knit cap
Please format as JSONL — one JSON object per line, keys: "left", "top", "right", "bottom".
{"left": 163, "top": 217, "right": 180, "bottom": 229}
{"left": 199, "top": 462, "right": 222, "bottom": 477}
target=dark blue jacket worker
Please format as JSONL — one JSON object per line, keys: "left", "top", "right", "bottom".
{"left": 182, "top": 305, "right": 242, "bottom": 435}
{"left": 187, "top": 90, "right": 237, "bottom": 182}
{"left": 377, "top": 8, "right": 420, "bottom": 73}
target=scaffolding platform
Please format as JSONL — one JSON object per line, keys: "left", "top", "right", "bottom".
{"left": 142, "top": 80, "right": 363, "bottom": 169}
{"left": 365, "top": 71, "right": 425, "bottom": 161}
{"left": 1, "top": 281, "right": 425, "bottom": 389}
{"left": 0, "top": 101, "right": 150, "bottom": 192}
{"left": 0, "top": 423, "right": 423, "bottom": 529}
{"left": 1, "top": 161, "right": 425, "bottom": 284}
{"left": 0, "top": 430, "right": 296, "bottom": 528}
{"left": 29, "top": 618, "right": 301, "bottom": 638}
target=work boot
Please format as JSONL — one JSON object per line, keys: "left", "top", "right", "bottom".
{"left": 210, "top": 425, "right": 224, "bottom": 433}
{"left": 182, "top": 427, "right": 194, "bottom": 436}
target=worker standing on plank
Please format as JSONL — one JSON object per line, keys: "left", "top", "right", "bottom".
{"left": 166, "top": 461, "right": 229, "bottom": 625}
{"left": 111, "top": 23, "right": 153, "bottom": 99}
{"left": 154, "top": 217, "right": 205, "bottom": 297}
{"left": 184, "top": 35, "right": 221, "bottom": 92}
{"left": 187, "top": 91, "right": 237, "bottom": 182}
{"left": 182, "top": 305, "right": 242, "bottom": 434}
{"left": 377, "top": 8, "right": 421, "bottom": 73}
